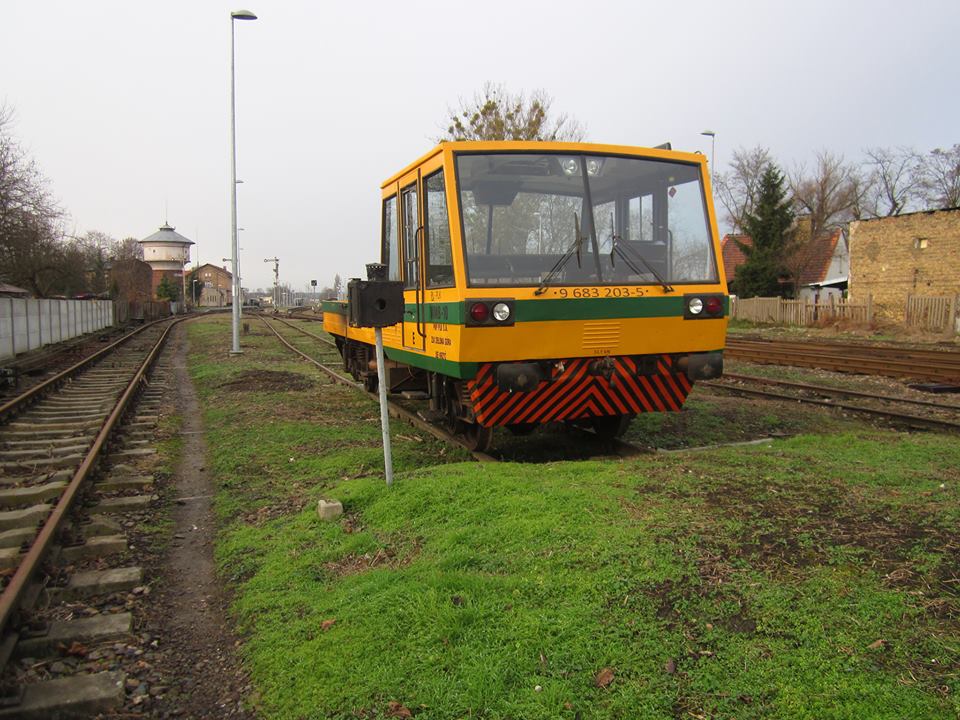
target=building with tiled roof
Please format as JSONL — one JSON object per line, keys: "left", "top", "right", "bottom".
{"left": 720, "top": 234, "right": 750, "bottom": 284}
{"left": 720, "top": 225, "right": 848, "bottom": 301}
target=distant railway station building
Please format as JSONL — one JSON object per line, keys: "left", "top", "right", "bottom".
{"left": 849, "top": 207, "right": 960, "bottom": 319}
{"left": 194, "top": 263, "right": 233, "bottom": 307}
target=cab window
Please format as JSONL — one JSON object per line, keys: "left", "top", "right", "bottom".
{"left": 382, "top": 195, "right": 399, "bottom": 281}
{"left": 401, "top": 184, "right": 418, "bottom": 289}
{"left": 424, "top": 170, "right": 454, "bottom": 287}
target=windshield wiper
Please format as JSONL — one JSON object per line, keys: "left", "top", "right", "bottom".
{"left": 534, "top": 213, "right": 585, "bottom": 295}
{"left": 610, "top": 234, "right": 674, "bottom": 293}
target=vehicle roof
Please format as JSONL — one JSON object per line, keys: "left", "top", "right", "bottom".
{"left": 380, "top": 141, "right": 707, "bottom": 189}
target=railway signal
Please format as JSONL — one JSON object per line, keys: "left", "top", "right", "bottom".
{"left": 347, "top": 263, "right": 404, "bottom": 486}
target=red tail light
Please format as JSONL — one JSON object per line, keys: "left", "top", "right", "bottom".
{"left": 469, "top": 302, "right": 490, "bottom": 323}
{"left": 704, "top": 296, "right": 723, "bottom": 315}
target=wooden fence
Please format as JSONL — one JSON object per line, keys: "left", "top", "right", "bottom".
{"left": 731, "top": 295, "right": 873, "bottom": 326}
{"left": 114, "top": 300, "right": 172, "bottom": 325}
{"left": 905, "top": 294, "right": 958, "bottom": 335}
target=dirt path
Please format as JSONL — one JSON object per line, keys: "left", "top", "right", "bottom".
{"left": 143, "top": 325, "right": 256, "bottom": 718}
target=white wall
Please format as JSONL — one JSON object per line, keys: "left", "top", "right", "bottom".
{"left": 0, "top": 298, "right": 114, "bottom": 361}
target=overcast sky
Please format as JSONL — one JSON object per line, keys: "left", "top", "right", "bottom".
{"left": 3, "top": 0, "right": 958, "bottom": 292}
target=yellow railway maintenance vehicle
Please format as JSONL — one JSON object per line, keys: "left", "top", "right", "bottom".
{"left": 324, "top": 141, "right": 728, "bottom": 451}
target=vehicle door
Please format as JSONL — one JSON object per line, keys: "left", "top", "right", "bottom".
{"left": 399, "top": 172, "right": 425, "bottom": 351}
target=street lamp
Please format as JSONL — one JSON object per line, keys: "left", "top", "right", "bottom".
{"left": 229, "top": 8, "right": 257, "bottom": 354}
{"left": 701, "top": 130, "right": 716, "bottom": 170}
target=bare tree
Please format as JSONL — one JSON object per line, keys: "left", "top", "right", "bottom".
{"left": 112, "top": 236, "right": 143, "bottom": 261}
{"left": 786, "top": 150, "right": 860, "bottom": 296}
{"left": 439, "top": 83, "right": 585, "bottom": 142}
{"left": 858, "top": 146, "right": 922, "bottom": 218}
{"left": 916, "top": 144, "right": 960, "bottom": 209}
{"left": 0, "top": 104, "right": 66, "bottom": 295}
{"left": 711, "top": 146, "right": 773, "bottom": 233}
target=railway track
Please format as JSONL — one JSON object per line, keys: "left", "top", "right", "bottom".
{"left": 705, "top": 371, "right": 960, "bottom": 433}
{"left": 0, "top": 317, "right": 179, "bottom": 718}
{"left": 260, "top": 316, "right": 498, "bottom": 462}
{"left": 726, "top": 337, "right": 960, "bottom": 383}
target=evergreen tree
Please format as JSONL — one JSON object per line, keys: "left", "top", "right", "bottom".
{"left": 733, "top": 164, "right": 794, "bottom": 298}
{"left": 156, "top": 274, "right": 179, "bottom": 301}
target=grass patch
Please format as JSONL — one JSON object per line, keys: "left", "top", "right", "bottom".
{"left": 189, "top": 316, "right": 960, "bottom": 719}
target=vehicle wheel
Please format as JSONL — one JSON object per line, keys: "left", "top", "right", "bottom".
{"left": 363, "top": 373, "right": 378, "bottom": 393}
{"left": 444, "top": 384, "right": 466, "bottom": 435}
{"left": 591, "top": 414, "right": 632, "bottom": 440}
{"left": 463, "top": 422, "right": 494, "bottom": 453}
{"left": 506, "top": 422, "right": 537, "bottom": 436}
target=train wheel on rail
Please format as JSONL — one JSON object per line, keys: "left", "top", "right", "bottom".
{"left": 591, "top": 414, "right": 633, "bottom": 440}
{"left": 463, "top": 422, "right": 494, "bottom": 453}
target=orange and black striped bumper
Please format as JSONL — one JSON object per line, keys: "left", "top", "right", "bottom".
{"left": 469, "top": 355, "right": 692, "bottom": 427}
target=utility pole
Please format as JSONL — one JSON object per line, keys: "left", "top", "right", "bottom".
{"left": 264, "top": 257, "right": 279, "bottom": 309}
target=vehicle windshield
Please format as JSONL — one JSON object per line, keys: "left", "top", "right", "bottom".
{"left": 455, "top": 152, "right": 718, "bottom": 288}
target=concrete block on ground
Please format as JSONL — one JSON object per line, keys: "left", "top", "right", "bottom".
{"left": 0, "top": 504, "right": 52, "bottom": 531}
{"left": 94, "top": 494, "right": 158, "bottom": 514}
{"left": 317, "top": 499, "right": 343, "bottom": 521}
{"left": 0, "top": 481, "right": 67, "bottom": 508}
{"left": 0, "top": 546, "right": 21, "bottom": 570}
{"left": 56, "top": 566, "right": 142, "bottom": 601}
{"left": 0, "top": 526, "right": 35, "bottom": 548}
{"left": 81, "top": 515, "right": 123, "bottom": 537}
{"left": 60, "top": 535, "right": 128, "bottom": 562}
{"left": 0, "top": 671, "right": 126, "bottom": 719}
{"left": 14, "top": 612, "right": 133, "bottom": 658}
{"left": 96, "top": 476, "right": 154, "bottom": 492}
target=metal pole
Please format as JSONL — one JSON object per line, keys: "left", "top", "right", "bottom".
{"left": 374, "top": 327, "right": 393, "bottom": 486}
{"left": 229, "top": 17, "right": 242, "bottom": 353}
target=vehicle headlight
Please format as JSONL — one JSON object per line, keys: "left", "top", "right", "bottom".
{"left": 585, "top": 157, "right": 604, "bottom": 176}
{"left": 560, "top": 158, "right": 579, "bottom": 175}
{"left": 688, "top": 297, "right": 704, "bottom": 315}
{"left": 492, "top": 302, "right": 511, "bottom": 322}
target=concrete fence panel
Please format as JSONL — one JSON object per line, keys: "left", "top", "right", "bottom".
{"left": 0, "top": 298, "right": 120, "bottom": 362}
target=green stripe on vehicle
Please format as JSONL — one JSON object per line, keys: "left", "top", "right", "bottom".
{"left": 322, "top": 301, "right": 348, "bottom": 315}
{"left": 407, "top": 295, "right": 727, "bottom": 324}
{"left": 384, "top": 346, "right": 479, "bottom": 379}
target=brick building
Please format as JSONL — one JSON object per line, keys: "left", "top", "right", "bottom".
{"left": 194, "top": 263, "right": 233, "bottom": 307}
{"left": 848, "top": 208, "right": 960, "bottom": 318}
{"left": 109, "top": 258, "right": 153, "bottom": 302}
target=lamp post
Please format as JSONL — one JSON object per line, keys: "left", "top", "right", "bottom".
{"left": 229, "top": 9, "right": 257, "bottom": 354}
{"left": 700, "top": 130, "right": 716, "bottom": 170}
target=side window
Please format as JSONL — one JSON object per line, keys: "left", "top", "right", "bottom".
{"left": 401, "top": 185, "right": 419, "bottom": 289}
{"left": 382, "top": 196, "right": 399, "bottom": 281}
{"left": 628, "top": 194, "right": 654, "bottom": 242}
{"left": 424, "top": 170, "right": 454, "bottom": 287}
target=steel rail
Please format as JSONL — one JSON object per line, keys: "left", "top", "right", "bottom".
{"left": 730, "top": 336, "right": 960, "bottom": 363}
{"left": 704, "top": 381, "right": 960, "bottom": 433}
{"left": 284, "top": 312, "right": 324, "bottom": 322}
{"left": 0, "top": 317, "right": 172, "bottom": 422}
{"left": 0, "top": 317, "right": 181, "bottom": 637}
{"left": 721, "top": 372, "right": 960, "bottom": 411}
{"left": 726, "top": 339, "right": 960, "bottom": 383}
{"left": 260, "top": 316, "right": 497, "bottom": 462}
{"left": 271, "top": 316, "right": 335, "bottom": 346}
